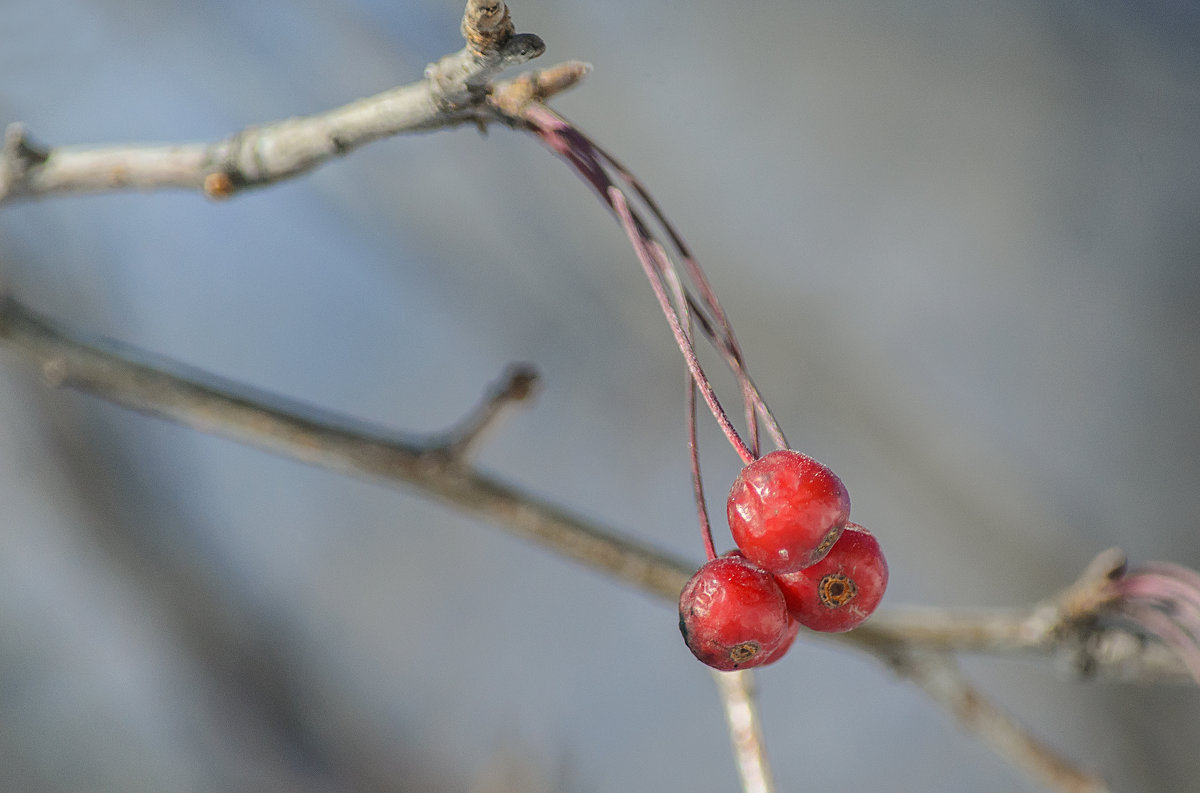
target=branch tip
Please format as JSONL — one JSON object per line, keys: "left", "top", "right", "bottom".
{"left": 203, "top": 171, "right": 237, "bottom": 200}
{"left": 535, "top": 60, "right": 591, "bottom": 97}
{"left": 498, "top": 362, "right": 540, "bottom": 402}
{"left": 1088, "top": 548, "right": 1129, "bottom": 582}
{"left": 489, "top": 60, "right": 591, "bottom": 117}
{"left": 431, "top": 363, "right": 542, "bottom": 463}
{"left": 462, "top": 0, "right": 516, "bottom": 55}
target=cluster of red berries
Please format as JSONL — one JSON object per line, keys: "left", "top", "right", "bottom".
{"left": 679, "top": 450, "right": 888, "bottom": 670}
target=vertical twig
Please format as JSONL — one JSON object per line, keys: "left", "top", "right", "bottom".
{"left": 711, "top": 670, "right": 777, "bottom": 793}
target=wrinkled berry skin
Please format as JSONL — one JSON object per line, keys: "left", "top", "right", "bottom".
{"left": 775, "top": 524, "right": 888, "bottom": 633}
{"left": 727, "top": 450, "right": 851, "bottom": 574}
{"left": 678, "top": 553, "right": 791, "bottom": 670}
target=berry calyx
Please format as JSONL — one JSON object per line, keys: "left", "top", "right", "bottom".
{"left": 774, "top": 523, "right": 888, "bottom": 633}
{"left": 678, "top": 552, "right": 791, "bottom": 670}
{"left": 726, "top": 449, "right": 851, "bottom": 574}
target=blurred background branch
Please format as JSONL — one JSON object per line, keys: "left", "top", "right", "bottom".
{"left": 0, "top": 294, "right": 1193, "bottom": 686}
{"left": 2, "top": 289, "right": 1196, "bottom": 793}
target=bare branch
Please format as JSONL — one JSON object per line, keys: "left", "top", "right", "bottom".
{"left": 858, "top": 550, "right": 1129, "bottom": 657}
{"left": 0, "top": 295, "right": 1192, "bottom": 693}
{"left": 711, "top": 671, "right": 777, "bottom": 793}
{"left": 849, "top": 548, "right": 1199, "bottom": 685}
{"left": 0, "top": 295, "right": 690, "bottom": 600}
{"left": 887, "top": 650, "right": 1110, "bottom": 793}
{"left": 0, "top": 5, "right": 558, "bottom": 203}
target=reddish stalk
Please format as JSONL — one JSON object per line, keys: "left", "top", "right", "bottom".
{"left": 662, "top": 237, "right": 718, "bottom": 560}
{"left": 607, "top": 187, "right": 755, "bottom": 465}
{"left": 584, "top": 137, "right": 789, "bottom": 452}
{"left": 521, "top": 103, "right": 780, "bottom": 464}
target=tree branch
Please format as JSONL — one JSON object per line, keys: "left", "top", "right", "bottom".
{"left": 0, "top": 294, "right": 1191, "bottom": 692}
{"left": 0, "top": 295, "right": 691, "bottom": 600}
{"left": 0, "top": 0, "right": 576, "bottom": 203}
{"left": 886, "top": 649, "right": 1109, "bottom": 793}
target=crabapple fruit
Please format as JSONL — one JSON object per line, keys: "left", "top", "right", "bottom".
{"left": 678, "top": 552, "right": 791, "bottom": 670}
{"left": 754, "top": 616, "right": 800, "bottom": 666}
{"left": 774, "top": 523, "right": 888, "bottom": 633}
{"left": 727, "top": 449, "right": 851, "bottom": 574}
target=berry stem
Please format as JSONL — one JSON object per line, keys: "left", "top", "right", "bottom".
{"left": 523, "top": 103, "right": 769, "bottom": 464}
{"left": 668, "top": 243, "right": 718, "bottom": 560}
{"left": 608, "top": 187, "right": 756, "bottom": 464}
{"left": 585, "top": 138, "right": 790, "bottom": 454}
{"left": 688, "top": 375, "right": 718, "bottom": 561}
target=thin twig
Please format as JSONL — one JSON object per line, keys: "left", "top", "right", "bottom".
{"left": 887, "top": 649, "right": 1110, "bottom": 793}
{"left": 581, "top": 134, "right": 789, "bottom": 452}
{"left": 433, "top": 363, "right": 540, "bottom": 463}
{"left": 607, "top": 186, "right": 756, "bottom": 463}
{"left": 0, "top": 20, "right": 569, "bottom": 203}
{"left": 711, "top": 671, "right": 777, "bottom": 793}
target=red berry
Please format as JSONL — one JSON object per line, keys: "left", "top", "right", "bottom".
{"left": 678, "top": 553, "right": 791, "bottom": 670}
{"left": 755, "top": 617, "right": 800, "bottom": 666}
{"left": 727, "top": 449, "right": 851, "bottom": 574}
{"left": 774, "top": 524, "right": 888, "bottom": 633}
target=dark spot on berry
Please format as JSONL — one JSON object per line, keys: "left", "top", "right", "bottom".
{"left": 818, "top": 573, "right": 857, "bottom": 608}
{"left": 729, "top": 642, "right": 759, "bottom": 665}
{"left": 816, "top": 527, "right": 839, "bottom": 556}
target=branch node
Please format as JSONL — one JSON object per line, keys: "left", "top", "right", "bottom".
{"left": 496, "top": 32, "right": 546, "bottom": 67}
{"left": 2, "top": 123, "right": 50, "bottom": 198}
{"left": 5, "top": 123, "right": 50, "bottom": 166}
{"left": 429, "top": 363, "right": 541, "bottom": 463}
{"left": 203, "top": 171, "right": 237, "bottom": 200}
{"left": 1058, "top": 548, "right": 1128, "bottom": 620}
{"left": 490, "top": 61, "right": 593, "bottom": 118}
{"left": 462, "top": 0, "right": 516, "bottom": 55}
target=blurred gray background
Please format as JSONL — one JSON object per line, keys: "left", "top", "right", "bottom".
{"left": 2, "top": 1, "right": 1198, "bottom": 791}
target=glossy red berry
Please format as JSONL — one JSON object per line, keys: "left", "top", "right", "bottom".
{"left": 727, "top": 449, "right": 851, "bottom": 574}
{"left": 774, "top": 523, "right": 888, "bottom": 633}
{"left": 678, "top": 553, "right": 791, "bottom": 670}
{"left": 754, "top": 617, "right": 800, "bottom": 666}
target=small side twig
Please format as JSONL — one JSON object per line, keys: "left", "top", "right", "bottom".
{"left": 429, "top": 363, "right": 540, "bottom": 463}
{"left": 490, "top": 61, "right": 594, "bottom": 118}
